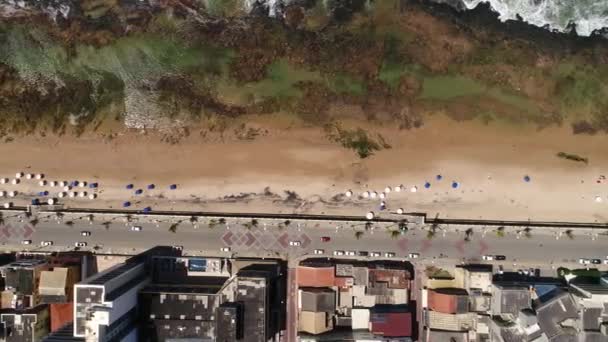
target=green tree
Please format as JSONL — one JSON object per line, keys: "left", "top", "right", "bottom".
{"left": 524, "top": 227, "right": 532, "bottom": 239}
{"left": 495, "top": 226, "right": 505, "bottom": 237}
{"left": 102, "top": 221, "right": 111, "bottom": 230}
{"left": 65, "top": 220, "right": 74, "bottom": 228}
{"left": 391, "top": 230, "right": 401, "bottom": 239}
{"left": 565, "top": 229, "right": 574, "bottom": 239}
{"left": 169, "top": 223, "right": 178, "bottom": 233}
{"left": 355, "top": 231, "right": 364, "bottom": 240}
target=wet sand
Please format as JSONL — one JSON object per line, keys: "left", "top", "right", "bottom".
{"left": 0, "top": 116, "right": 606, "bottom": 222}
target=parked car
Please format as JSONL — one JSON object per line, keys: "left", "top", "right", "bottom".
{"left": 495, "top": 255, "right": 506, "bottom": 260}
{"left": 172, "top": 245, "right": 183, "bottom": 251}
{"left": 21, "top": 240, "right": 32, "bottom": 245}
{"left": 130, "top": 226, "right": 142, "bottom": 232}
{"left": 408, "top": 253, "right": 420, "bottom": 259}
{"left": 313, "top": 249, "right": 324, "bottom": 255}
{"left": 75, "top": 242, "right": 87, "bottom": 247}
{"left": 40, "top": 241, "right": 53, "bottom": 247}
{"left": 482, "top": 255, "right": 494, "bottom": 261}
{"left": 289, "top": 241, "right": 301, "bottom": 247}
{"left": 497, "top": 265, "right": 504, "bottom": 275}
{"left": 384, "top": 252, "right": 395, "bottom": 258}
{"left": 370, "top": 252, "right": 381, "bottom": 257}
{"left": 591, "top": 259, "right": 602, "bottom": 265}
{"left": 333, "top": 250, "right": 345, "bottom": 256}
{"left": 220, "top": 247, "right": 231, "bottom": 252}
{"left": 321, "top": 236, "right": 331, "bottom": 242}
{"left": 81, "top": 231, "right": 91, "bottom": 237}
{"left": 579, "top": 258, "right": 590, "bottom": 265}
{"left": 345, "top": 251, "right": 356, "bottom": 256}
{"left": 358, "top": 251, "right": 369, "bottom": 257}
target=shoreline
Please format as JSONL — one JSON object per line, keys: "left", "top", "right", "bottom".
{"left": 0, "top": 116, "right": 606, "bottom": 222}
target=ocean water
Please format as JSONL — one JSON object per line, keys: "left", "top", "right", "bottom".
{"left": 440, "top": 0, "right": 608, "bottom": 36}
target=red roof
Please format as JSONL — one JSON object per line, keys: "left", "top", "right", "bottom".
{"left": 50, "top": 302, "right": 73, "bottom": 332}
{"left": 297, "top": 267, "right": 335, "bottom": 287}
{"left": 369, "top": 269, "right": 409, "bottom": 289}
{"left": 370, "top": 312, "right": 412, "bottom": 337}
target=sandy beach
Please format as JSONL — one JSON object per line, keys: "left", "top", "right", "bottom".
{"left": 0, "top": 115, "right": 605, "bottom": 222}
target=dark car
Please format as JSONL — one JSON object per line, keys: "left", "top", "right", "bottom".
{"left": 321, "top": 236, "right": 331, "bottom": 242}
{"left": 495, "top": 255, "right": 506, "bottom": 260}
{"left": 591, "top": 259, "right": 602, "bottom": 264}
{"left": 358, "top": 251, "right": 369, "bottom": 257}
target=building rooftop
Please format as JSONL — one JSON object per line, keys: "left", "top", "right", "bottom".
{"left": 369, "top": 269, "right": 409, "bottom": 289}
{"left": 297, "top": 266, "right": 335, "bottom": 287}
{"left": 536, "top": 290, "right": 578, "bottom": 340}
{"left": 492, "top": 285, "right": 531, "bottom": 317}
{"left": 300, "top": 288, "right": 336, "bottom": 313}
{"left": 582, "top": 307, "right": 603, "bottom": 331}
{"left": 370, "top": 307, "right": 412, "bottom": 337}
{"left": 39, "top": 268, "right": 68, "bottom": 298}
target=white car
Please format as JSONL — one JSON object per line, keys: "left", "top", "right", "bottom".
{"left": 289, "top": 241, "right": 301, "bottom": 247}
{"left": 498, "top": 265, "right": 504, "bottom": 275}
{"left": 384, "top": 252, "right": 395, "bottom": 258}
{"left": 579, "top": 258, "right": 590, "bottom": 265}
{"left": 334, "top": 250, "right": 345, "bottom": 256}
{"left": 408, "top": 253, "right": 420, "bottom": 259}
{"left": 220, "top": 247, "right": 231, "bottom": 252}
{"left": 345, "top": 251, "right": 356, "bottom": 256}
{"left": 370, "top": 252, "right": 381, "bottom": 257}
{"left": 21, "top": 240, "right": 32, "bottom": 245}
{"left": 482, "top": 255, "right": 494, "bottom": 261}
{"left": 130, "top": 226, "right": 142, "bottom": 232}
{"left": 81, "top": 231, "right": 91, "bottom": 237}
{"left": 313, "top": 249, "right": 324, "bottom": 255}
{"left": 41, "top": 241, "right": 53, "bottom": 247}
{"left": 75, "top": 242, "right": 87, "bottom": 247}
{"left": 603, "top": 259, "right": 608, "bottom": 265}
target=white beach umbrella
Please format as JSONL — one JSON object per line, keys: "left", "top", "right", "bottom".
{"left": 384, "top": 186, "right": 392, "bottom": 193}
{"left": 0, "top": 178, "right": 8, "bottom": 184}
{"left": 15, "top": 172, "right": 23, "bottom": 178}
{"left": 345, "top": 190, "right": 353, "bottom": 197}
{"left": 595, "top": 196, "right": 603, "bottom": 203}
{"left": 362, "top": 191, "right": 370, "bottom": 198}
{"left": 47, "top": 198, "right": 56, "bottom": 205}
{"left": 49, "top": 181, "right": 57, "bottom": 187}
{"left": 8, "top": 191, "right": 17, "bottom": 197}
{"left": 394, "top": 185, "right": 402, "bottom": 192}
{"left": 3, "top": 202, "right": 12, "bottom": 208}
{"left": 397, "top": 208, "right": 404, "bottom": 214}
{"left": 63, "top": 186, "right": 71, "bottom": 191}
{"left": 365, "top": 211, "right": 375, "bottom": 220}
{"left": 39, "top": 180, "right": 47, "bottom": 186}
{"left": 370, "top": 191, "right": 378, "bottom": 199}
{"left": 78, "top": 181, "right": 87, "bottom": 188}
{"left": 379, "top": 192, "right": 386, "bottom": 199}
{"left": 79, "top": 191, "right": 87, "bottom": 198}
{"left": 88, "top": 193, "right": 97, "bottom": 200}
{"left": 11, "top": 179, "right": 20, "bottom": 185}
{"left": 25, "top": 173, "right": 33, "bottom": 180}
{"left": 69, "top": 192, "right": 77, "bottom": 198}
{"left": 59, "top": 181, "right": 67, "bottom": 187}
{"left": 0, "top": 191, "right": 5, "bottom": 197}
{"left": 410, "top": 186, "right": 418, "bottom": 193}
{"left": 35, "top": 174, "right": 44, "bottom": 180}
{"left": 58, "top": 192, "right": 66, "bottom": 198}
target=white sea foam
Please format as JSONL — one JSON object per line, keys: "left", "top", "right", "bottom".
{"left": 458, "top": 0, "right": 608, "bottom": 36}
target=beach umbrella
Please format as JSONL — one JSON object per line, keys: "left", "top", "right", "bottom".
{"left": 35, "top": 174, "right": 44, "bottom": 180}
{"left": 379, "top": 201, "right": 386, "bottom": 210}
{"left": 58, "top": 192, "right": 66, "bottom": 198}
{"left": 38, "top": 191, "right": 45, "bottom": 196}
{"left": 47, "top": 198, "right": 56, "bottom": 205}
{"left": 524, "top": 175, "right": 531, "bottom": 182}
{"left": 79, "top": 192, "right": 87, "bottom": 198}
{"left": 365, "top": 211, "right": 375, "bottom": 220}
{"left": 89, "top": 183, "right": 98, "bottom": 188}
{"left": 63, "top": 186, "right": 72, "bottom": 191}
{"left": 42, "top": 191, "right": 49, "bottom": 196}
{"left": 452, "top": 181, "right": 459, "bottom": 189}
{"left": 11, "top": 179, "right": 20, "bottom": 185}
{"left": 384, "top": 186, "right": 392, "bottom": 193}
{"left": 394, "top": 185, "right": 402, "bottom": 192}
{"left": 31, "top": 199, "right": 39, "bottom": 205}
{"left": 70, "top": 181, "right": 78, "bottom": 187}
{"left": 362, "top": 191, "right": 370, "bottom": 198}
{"left": 134, "top": 189, "right": 143, "bottom": 195}
{"left": 143, "top": 207, "right": 152, "bottom": 213}
{"left": 126, "top": 184, "right": 134, "bottom": 190}
{"left": 345, "top": 190, "right": 353, "bottom": 197}
{"left": 4, "top": 202, "right": 12, "bottom": 208}
{"left": 410, "top": 186, "right": 418, "bottom": 193}
{"left": 424, "top": 182, "right": 431, "bottom": 189}
{"left": 379, "top": 192, "right": 386, "bottom": 199}
{"left": 0, "top": 178, "right": 7, "bottom": 184}
{"left": 436, "top": 174, "right": 443, "bottom": 181}
{"left": 370, "top": 191, "right": 378, "bottom": 199}
{"left": 147, "top": 184, "right": 155, "bottom": 190}
{"left": 0, "top": 191, "right": 5, "bottom": 197}
{"left": 50, "top": 181, "right": 57, "bottom": 187}
{"left": 25, "top": 174, "right": 33, "bottom": 180}
{"left": 88, "top": 193, "right": 97, "bottom": 200}
{"left": 39, "top": 180, "right": 47, "bottom": 186}
{"left": 169, "top": 184, "right": 177, "bottom": 190}
{"left": 123, "top": 201, "right": 131, "bottom": 208}
{"left": 15, "top": 172, "right": 23, "bottom": 178}
{"left": 8, "top": 191, "right": 17, "bottom": 197}
{"left": 78, "top": 181, "right": 87, "bottom": 188}
{"left": 59, "top": 181, "right": 66, "bottom": 187}
{"left": 595, "top": 196, "right": 603, "bottom": 203}
{"left": 397, "top": 208, "right": 404, "bottom": 215}
{"left": 69, "top": 192, "right": 77, "bottom": 198}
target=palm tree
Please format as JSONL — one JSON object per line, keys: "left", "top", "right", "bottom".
{"left": 355, "top": 231, "right": 364, "bottom": 240}
{"left": 523, "top": 227, "right": 532, "bottom": 238}
{"left": 251, "top": 219, "right": 259, "bottom": 227}
{"left": 190, "top": 216, "right": 198, "bottom": 225}
{"left": 29, "top": 218, "right": 39, "bottom": 227}
{"left": 0, "top": 212, "right": 4, "bottom": 226}
{"left": 283, "top": 220, "right": 291, "bottom": 227}
{"left": 169, "top": 223, "right": 178, "bottom": 233}
{"left": 427, "top": 229, "right": 436, "bottom": 240}
{"left": 219, "top": 218, "right": 226, "bottom": 225}
{"left": 55, "top": 212, "right": 64, "bottom": 221}
{"left": 87, "top": 214, "right": 94, "bottom": 223}
{"left": 65, "top": 220, "right": 74, "bottom": 228}
{"left": 391, "top": 230, "right": 401, "bottom": 239}
{"left": 495, "top": 226, "right": 505, "bottom": 237}
{"left": 464, "top": 228, "right": 473, "bottom": 242}
{"left": 397, "top": 220, "right": 408, "bottom": 233}
{"left": 565, "top": 229, "right": 574, "bottom": 239}
{"left": 102, "top": 221, "right": 111, "bottom": 230}
{"left": 364, "top": 222, "right": 373, "bottom": 230}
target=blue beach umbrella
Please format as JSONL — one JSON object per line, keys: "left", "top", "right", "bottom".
{"left": 38, "top": 191, "right": 45, "bottom": 196}
{"left": 436, "top": 174, "right": 443, "bottom": 181}
{"left": 89, "top": 183, "right": 98, "bottom": 189}
{"left": 143, "top": 207, "right": 152, "bottom": 213}
{"left": 424, "top": 182, "right": 431, "bottom": 189}
{"left": 147, "top": 184, "right": 155, "bottom": 190}
{"left": 169, "top": 184, "right": 177, "bottom": 190}
{"left": 43, "top": 191, "right": 49, "bottom": 196}
{"left": 31, "top": 199, "right": 39, "bottom": 205}
{"left": 452, "top": 181, "right": 459, "bottom": 189}
{"left": 134, "top": 189, "right": 143, "bottom": 195}
{"left": 524, "top": 175, "right": 531, "bottom": 183}
{"left": 123, "top": 201, "right": 131, "bottom": 208}
{"left": 126, "top": 184, "right": 134, "bottom": 190}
